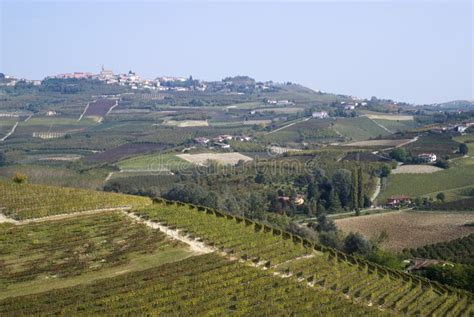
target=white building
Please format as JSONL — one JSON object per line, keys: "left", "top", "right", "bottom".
{"left": 312, "top": 111, "right": 329, "bottom": 119}
{"left": 455, "top": 125, "right": 468, "bottom": 133}
{"left": 418, "top": 153, "right": 437, "bottom": 163}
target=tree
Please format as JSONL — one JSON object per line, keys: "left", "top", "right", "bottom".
{"left": 343, "top": 232, "right": 373, "bottom": 255}
{"left": 460, "top": 143, "right": 469, "bottom": 155}
{"left": 390, "top": 148, "right": 409, "bottom": 162}
{"left": 436, "top": 192, "right": 446, "bottom": 202}
{"left": 380, "top": 164, "right": 392, "bottom": 177}
{"left": 307, "top": 182, "right": 318, "bottom": 201}
{"left": 307, "top": 198, "right": 318, "bottom": 217}
{"left": 247, "top": 193, "right": 266, "bottom": 220}
{"left": 315, "top": 212, "right": 336, "bottom": 232}
{"left": 328, "top": 190, "right": 342, "bottom": 213}
{"left": 332, "top": 169, "right": 352, "bottom": 208}
{"left": 357, "top": 167, "right": 364, "bottom": 209}
{"left": 255, "top": 171, "right": 266, "bottom": 184}
{"left": 351, "top": 169, "right": 358, "bottom": 211}
{"left": 435, "top": 159, "right": 450, "bottom": 169}
{"left": 12, "top": 173, "right": 28, "bottom": 184}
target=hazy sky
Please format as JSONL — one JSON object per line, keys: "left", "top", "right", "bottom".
{"left": 1, "top": 0, "right": 473, "bottom": 104}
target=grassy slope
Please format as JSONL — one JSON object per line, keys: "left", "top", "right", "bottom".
{"left": 454, "top": 133, "right": 474, "bottom": 153}
{"left": 116, "top": 153, "right": 192, "bottom": 171}
{"left": 334, "top": 117, "right": 391, "bottom": 141}
{"left": 379, "top": 157, "right": 474, "bottom": 201}
{"left": 372, "top": 119, "right": 417, "bottom": 132}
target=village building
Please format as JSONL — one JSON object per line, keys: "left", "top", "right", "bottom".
{"left": 215, "top": 142, "right": 231, "bottom": 149}
{"left": 418, "top": 153, "right": 437, "bottom": 163}
{"left": 386, "top": 195, "right": 411, "bottom": 207}
{"left": 455, "top": 125, "right": 468, "bottom": 133}
{"left": 312, "top": 111, "right": 329, "bottom": 119}
{"left": 194, "top": 137, "right": 210, "bottom": 145}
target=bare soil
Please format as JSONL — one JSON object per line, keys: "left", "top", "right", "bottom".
{"left": 335, "top": 211, "right": 474, "bottom": 251}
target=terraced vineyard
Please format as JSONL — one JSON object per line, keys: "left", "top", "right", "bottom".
{"left": 0, "top": 194, "right": 472, "bottom": 315}
{"left": 135, "top": 201, "right": 474, "bottom": 316}
{"left": 0, "top": 181, "right": 151, "bottom": 219}
{"left": 404, "top": 234, "right": 474, "bottom": 265}
{"left": 0, "top": 212, "right": 192, "bottom": 299}
{"left": 0, "top": 254, "right": 382, "bottom": 316}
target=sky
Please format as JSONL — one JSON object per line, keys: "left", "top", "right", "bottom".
{"left": 0, "top": 0, "right": 473, "bottom": 104}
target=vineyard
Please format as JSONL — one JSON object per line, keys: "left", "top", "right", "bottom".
{"left": 0, "top": 212, "right": 187, "bottom": 294}
{"left": 0, "top": 181, "right": 151, "bottom": 219}
{"left": 83, "top": 98, "right": 118, "bottom": 117}
{"left": 404, "top": 234, "right": 474, "bottom": 265}
{"left": 0, "top": 254, "right": 383, "bottom": 316}
{"left": 134, "top": 201, "right": 474, "bottom": 316}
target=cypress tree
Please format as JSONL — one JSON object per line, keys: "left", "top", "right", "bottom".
{"left": 357, "top": 167, "right": 364, "bottom": 209}
{"left": 351, "top": 169, "right": 358, "bottom": 211}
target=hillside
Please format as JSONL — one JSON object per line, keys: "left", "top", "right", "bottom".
{"left": 0, "top": 181, "right": 152, "bottom": 219}
{"left": 0, "top": 190, "right": 472, "bottom": 315}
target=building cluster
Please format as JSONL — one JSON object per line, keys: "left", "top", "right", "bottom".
{"left": 386, "top": 195, "right": 412, "bottom": 208}
{"left": 339, "top": 101, "right": 367, "bottom": 110}
{"left": 51, "top": 67, "right": 206, "bottom": 92}
{"left": 312, "top": 111, "right": 329, "bottom": 119}
{"left": 430, "top": 122, "right": 474, "bottom": 134}
{"left": 0, "top": 73, "right": 41, "bottom": 87}
{"left": 194, "top": 134, "right": 252, "bottom": 149}
{"left": 278, "top": 194, "right": 305, "bottom": 206}
{"left": 266, "top": 99, "right": 295, "bottom": 106}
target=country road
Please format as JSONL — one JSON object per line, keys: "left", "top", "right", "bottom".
{"left": 267, "top": 116, "right": 311, "bottom": 134}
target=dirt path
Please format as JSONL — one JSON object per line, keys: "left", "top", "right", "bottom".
{"left": 105, "top": 99, "right": 119, "bottom": 115}
{"left": 367, "top": 117, "right": 393, "bottom": 134}
{"left": 267, "top": 116, "right": 311, "bottom": 134}
{"left": 0, "top": 122, "right": 19, "bottom": 142}
{"left": 0, "top": 213, "right": 18, "bottom": 224}
{"left": 0, "top": 207, "right": 132, "bottom": 225}
{"left": 124, "top": 212, "right": 215, "bottom": 254}
{"left": 371, "top": 177, "right": 381, "bottom": 206}
{"left": 78, "top": 101, "right": 92, "bottom": 121}
{"left": 380, "top": 135, "right": 419, "bottom": 151}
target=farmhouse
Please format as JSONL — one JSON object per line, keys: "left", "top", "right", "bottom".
{"left": 455, "top": 125, "right": 468, "bottom": 133}
{"left": 215, "top": 142, "right": 231, "bottom": 149}
{"left": 312, "top": 111, "right": 329, "bottom": 119}
{"left": 278, "top": 194, "right": 305, "bottom": 206}
{"left": 418, "top": 153, "right": 437, "bottom": 163}
{"left": 386, "top": 195, "right": 411, "bottom": 207}
{"left": 405, "top": 258, "right": 452, "bottom": 273}
{"left": 194, "top": 137, "right": 210, "bottom": 145}
{"left": 235, "top": 135, "right": 252, "bottom": 142}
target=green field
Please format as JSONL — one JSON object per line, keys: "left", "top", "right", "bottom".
{"left": 372, "top": 119, "right": 417, "bottom": 132}
{"left": 0, "top": 181, "right": 152, "bottom": 219}
{"left": 334, "top": 117, "right": 392, "bottom": 141}
{"left": 116, "top": 153, "right": 192, "bottom": 171}
{"left": 454, "top": 134, "right": 474, "bottom": 154}
{"left": 379, "top": 157, "right": 474, "bottom": 202}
